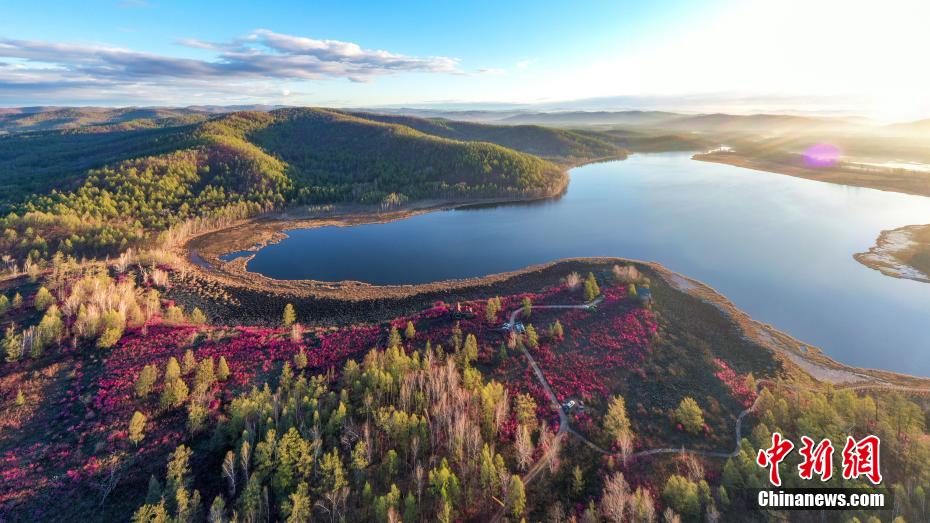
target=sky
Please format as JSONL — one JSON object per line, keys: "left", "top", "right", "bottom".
{"left": 1, "top": 0, "right": 929, "bottom": 121}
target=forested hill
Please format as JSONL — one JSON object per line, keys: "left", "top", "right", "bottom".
{"left": 249, "top": 108, "right": 565, "bottom": 203}
{"left": 0, "top": 108, "right": 590, "bottom": 264}
{"left": 0, "top": 106, "right": 211, "bottom": 135}
{"left": 344, "top": 110, "right": 627, "bottom": 162}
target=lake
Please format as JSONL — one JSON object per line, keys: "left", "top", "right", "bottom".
{"left": 235, "top": 153, "right": 930, "bottom": 376}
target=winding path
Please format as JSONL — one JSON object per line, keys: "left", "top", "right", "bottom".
{"left": 497, "top": 294, "right": 930, "bottom": 508}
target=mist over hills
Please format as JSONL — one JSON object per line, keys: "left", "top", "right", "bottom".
{"left": 0, "top": 103, "right": 889, "bottom": 137}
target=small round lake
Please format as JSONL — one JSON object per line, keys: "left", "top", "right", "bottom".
{"left": 236, "top": 153, "right": 930, "bottom": 376}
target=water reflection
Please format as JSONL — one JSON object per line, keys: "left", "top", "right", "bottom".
{"left": 240, "top": 153, "right": 930, "bottom": 375}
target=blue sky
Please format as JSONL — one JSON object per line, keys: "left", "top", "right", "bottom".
{"left": 2, "top": 0, "right": 929, "bottom": 120}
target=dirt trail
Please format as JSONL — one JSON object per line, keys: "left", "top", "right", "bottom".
{"left": 491, "top": 295, "right": 930, "bottom": 521}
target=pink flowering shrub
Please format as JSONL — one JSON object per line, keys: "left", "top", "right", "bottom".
{"left": 713, "top": 358, "right": 756, "bottom": 408}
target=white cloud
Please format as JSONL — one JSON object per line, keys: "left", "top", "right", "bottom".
{"left": 0, "top": 30, "right": 462, "bottom": 104}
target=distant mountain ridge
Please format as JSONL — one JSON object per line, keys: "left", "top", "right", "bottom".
{"left": 884, "top": 118, "right": 930, "bottom": 136}
{"left": 0, "top": 105, "right": 286, "bottom": 135}
{"left": 343, "top": 110, "right": 626, "bottom": 161}
{"left": 0, "top": 104, "right": 886, "bottom": 138}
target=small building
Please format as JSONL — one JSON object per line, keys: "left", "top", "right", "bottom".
{"left": 562, "top": 399, "right": 585, "bottom": 412}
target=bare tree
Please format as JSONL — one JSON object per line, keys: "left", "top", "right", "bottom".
{"left": 221, "top": 450, "right": 237, "bottom": 496}
{"left": 600, "top": 471, "right": 631, "bottom": 523}
{"left": 515, "top": 424, "right": 535, "bottom": 471}
{"left": 315, "top": 486, "right": 349, "bottom": 523}
{"left": 681, "top": 452, "right": 704, "bottom": 483}
{"left": 415, "top": 462, "right": 424, "bottom": 505}
{"left": 631, "top": 487, "right": 657, "bottom": 522}
{"left": 239, "top": 440, "right": 251, "bottom": 480}
{"left": 93, "top": 455, "right": 127, "bottom": 509}
{"left": 547, "top": 432, "right": 563, "bottom": 475}
{"left": 565, "top": 271, "right": 582, "bottom": 289}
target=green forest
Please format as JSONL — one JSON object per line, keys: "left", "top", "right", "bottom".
{"left": 0, "top": 109, "right": 610, "bottom": 265}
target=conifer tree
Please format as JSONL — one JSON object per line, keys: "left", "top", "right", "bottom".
{"left": 604, "top": 395, "right": 633, "bottom": 451}
{"left": 485, "top": 298, "right": 499, "bottom": 323}
{"left": 188, "top": 403, "right": 207, "bottom": 434}
{"left": 96, "top": 310, "right": 126, "bottom": 349}
{"left": 293, "top": 348, "right": 308, "bottom": 370}
{"left": 182, "top": 349, "right": 197, "bottom": 374}
{"left": 525, "top": 324, "right": 539, "bottom": 348}
{"left": 463, "top": 333, "right": 478, "bottom": 363}
{"left": 217, "top": 356, "right": 230, "bottom": 381}
{"left": 387, "top": 327, "right": 402, "bottom": 349}
{"left": 404, "top": 320, "right": 416, "bottom": 340}
{"left": 628, "top": 283, "right": 638, "bottom": 299}
{"left": 129, "top": 411, "right": 147, "bottom": 445}
{"left": 194, "top": 357, "right": 215, "bottom": 390}
{"left": 209, "top": 495, "right": 226, "bottom": 523}
{"left": 161, "top": 378, "right": 189, "bottom": 408}
{"left": 572, "top": 465, "right": 585, "bottom": 495}
{"left": 674, "top": 397, "right": 704, "bottom": 434}
{"left": 188, "top": 307, "right": 207, "bottom": 325}
{"left": 165, "top": 357, "right": 181, "bottom": 381}
{"left": 3, "top": 324, "right": 22, "bottom": 363}
{"left": 508, "top": 475, "right": 526, "bottom": 519}
{"left": 36, "top": 305, "right": 64, "bottom": 349}
{"left": 521, "top": 297, "right": 532, "bottom": 318}
{"left": 286, "top": 483, "right": 312, "bottom": 523}
{"left": 34, "top": 286, "right": 55, "bottom": 311}
{"left": 145, "top": 475, "right": 163, "bottom": 505}
{"left": 282, "top": 304, "right": 296, "bottom": 329}
{"left": 136, "top": 365, "right": 158, "bottom": 398}
{"left": 584, "top": 272, "right": 601, "bottom": 301}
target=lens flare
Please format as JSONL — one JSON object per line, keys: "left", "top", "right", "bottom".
{"left": 803, "top": 143, "right": 841, "bottom": 167}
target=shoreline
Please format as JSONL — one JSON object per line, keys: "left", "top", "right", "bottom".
{"left": 173, "top": 252, "right": 930, "bottom": 387}
{"left": 178, "top": 237, "right": 930, "bottom": 388}
{"left": 855, "top": 224, "right": 930, "bottom": 284}
{"left": 173, "top": 155, "right": 930, "bottom": 386}
{"left": 694, "top": 152, "right": 930, "bottom": 284}
{"left": 692, "top": 152, "right": 930, "bottom": 199}
{"left": 180, "top": 155, "right": 631, "bottom": 284}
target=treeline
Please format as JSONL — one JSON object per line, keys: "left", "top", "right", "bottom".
{"left": 0, "top": 108, "right": 568, "bottom": 266}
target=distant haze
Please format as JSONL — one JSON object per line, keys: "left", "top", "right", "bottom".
{"left": 2, "top": 1, "right": 929, "bottom": 121}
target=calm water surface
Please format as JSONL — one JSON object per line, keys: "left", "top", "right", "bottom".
{"left": 240, "top": 153, "right": 930, "bottom": 375}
